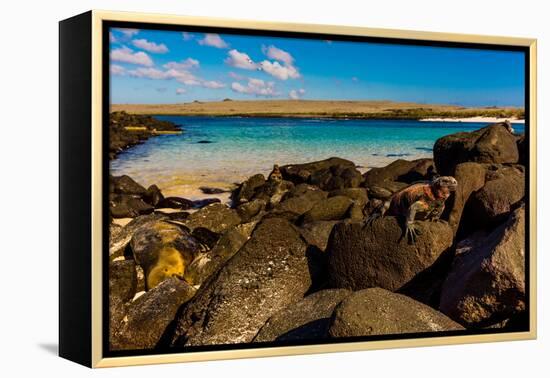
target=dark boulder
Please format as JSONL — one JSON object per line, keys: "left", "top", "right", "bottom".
{"left": 280, "top": 157, "right": 356, "bottom": 185}
{"left": 109, "top": 194, "right": 154, "bottom": 219}
{"left": 443, "top": 162, "right": 486, "bottom": 236}
{"left": 111, "top": 175, "right": 147, "bottom": 195}
{"left": 299, "top": 221, "right": 339, "bottom": 252}
{"left": 143, "top": 184, "right": 164, "bottom": 207}
{"left": 110, "top": 277, "right": 196, "bottom": 351}
{"left": 327, "top": 217, "right": 453, "bottom": 291}
{"left": 328, "top": 288, "right": 464, "bottom": 338}
{"left": 440, "top": 205, "right": 526, "bottom": 327}
{"left": 109, "top": 260, "right": 137, "bottom": 343}
{"left": 328, "top": 188, "right": 368, "bottom": 205}
{"left": 192, "top": 198, "right": 221, "bottom": 209}
{"left": 199, "top": 186, "right": 229, "bottom": 194}
{"left": 130, "top": 221, "right": 201, "bottom": 290}
{"left": 191, "top": 227, "right": 221, "bottom": 250}
{"left": 363, "top": 158, "right": 434, "bottom": 187}
{"left": 161, "top": 211, "right": 190, "bottom": 221}
{"left": 183, "top": 222, "right": 256, "bottom": 286}
{"left": 252, "top": 180, "right": 295, "bottom": 206}
{"left": 433, "top": 123, "right": 519, "bottom": 176}
{"left": 309, "top": 165, "right": 363, "bottom": 191}
{"left": 254, "top": 289, "right": 352, "bottom": 342}
{"left": 170, "top": 218, "right": 312, "bottom": 346}
{"left": 183, "top": 203, "right": 242, "bottom": 233}
{"left": 156, "top": 197, "right": 194, "bottom": 210}
{"left": 236, "top": 199, "right": 266, "bottom": 222}
{"left": 463, "top": 164, "right": 524, "bottom": 231}
{"left": 302, "top": 195, "right": 353, "bottom": 223}
{"left": 366, "top": 185, "right": 394, "bottom": 200}
{"left": 285, "top": 183, "right": 328, "bottom": 201}
{"left": 233, "top": 174, "right": 266, "bottom": 204}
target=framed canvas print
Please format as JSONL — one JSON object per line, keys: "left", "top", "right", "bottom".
{"left": 59, "top": 10, "right": 537, "bottom": 368}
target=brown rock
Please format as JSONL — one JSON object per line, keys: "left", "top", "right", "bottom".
{"left": 109, "top": 260, "right": 137, "bottom": 344}
{"left": 327, "top": 217, "right": 453, "bottom": 291}
{"left": 328, "top": 288, "right": 464, "bottom": 338}
{"left": 170, "top": 218, "right": 312, "bottom": 346}
{"left": 254, "top": 289, "right": 352, "bottom": 342}
{"left": 440, "top": 205, "right": 526, "bottom": 327}
{"left": 110, "top": 277, "right": 196, "bottom": 351}
{"left": 299, "top": 221, "right": 340, "bottom": 252}
{"left": 183, "top": 203, "right": 242, "bottom": 233}
{"left": 444, "top": 162, "right": 486, "bottom": 235}
{"left": 302, "top": 195, "right": 353, "bottom": 223}
{"left": 363, "top": 158, "right": 434, "bottom": 187}
{"left": 464, "top": 164, "right": 524, "bottom": 231}
{"left": 434, "top": 123, "right": 519, "bottom": 176}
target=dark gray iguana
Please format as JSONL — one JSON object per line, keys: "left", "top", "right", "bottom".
{"left": 365, "top": 176, "right": 458, "bottom": 243}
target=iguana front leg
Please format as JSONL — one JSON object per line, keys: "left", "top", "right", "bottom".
{"left": 364, "top": 200, "right": 390, "bottom": 227}
{"left": 427, "top": 201, "right": 445, "bottom": 222}
{"left": 404, "top": 200, "right": 428, "bottom": 243}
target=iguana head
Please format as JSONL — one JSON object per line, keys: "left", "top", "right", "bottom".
{"left": 431, "top": 176, "right": 457, "bottom": 200}
{"left": 268, "top": 164, "right": 283, "bottom": 183}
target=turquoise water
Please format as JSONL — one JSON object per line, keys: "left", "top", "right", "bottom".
{"left": 110, "top": 116, "right": 524, "bottom": 195}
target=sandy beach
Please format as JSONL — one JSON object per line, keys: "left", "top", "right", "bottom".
{"left": 419, "top": 116, "right": 525, "bottom": 123}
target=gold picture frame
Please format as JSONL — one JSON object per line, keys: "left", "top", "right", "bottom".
{"left": 59, "top": 9, "right": 537, "bottom": 368}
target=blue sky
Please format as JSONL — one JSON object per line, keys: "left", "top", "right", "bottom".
{"left": 109, "top": 27, "right": 525, "bottom": 107}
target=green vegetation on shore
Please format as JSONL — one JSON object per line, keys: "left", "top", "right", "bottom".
{"left": 111, "top": 100, "right": 524, "bottom": 120}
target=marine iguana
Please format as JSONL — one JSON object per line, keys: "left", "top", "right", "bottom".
{"left": 365, "top": 176, "right": 458, "bottom": 243}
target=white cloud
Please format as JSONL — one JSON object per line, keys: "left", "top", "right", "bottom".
{"left": 231, "top": 78, "right": 278, "bottom": 97}
{"left": 225, "top": 49, "right": 257, "bottom": 70}
{"left": 259, "top": 60, "right": 300, "bottom": 80}
{"left": 228, "top": 71, "right": 246, "bottom": 80}
{"left": 163, "top": 58, "right": 200, "bottom": 70}
{"left": 132, "top": 39, "right": 169, "bottom": 54}
{"left": 128, "top": 66, "right": 224, "bottom": 88}
{"left": 289, "top": 88, "right": 305, "bottom": 100}
{"left": 198, "top": 33, "right": 229, "bottom": 48}
{"left": 202, "top": 80, "right": 226, "bottom": 89}
{"left": 258, "top": 45, "right": 300, "bottom": 80}
{"left": 116, "top": 28, "right": 139, "bottom": 37}
{"left": 128, "top": 67, "right": 171, "bottom": 80}
{"left": 176, "top": 88, "right": 187, "bottom": 95}
{"left": 110, "top": 46, "right": 153, "bottom": 67}
{"left": 109, "top": 32, "right": 117, "bottom": 43}
{"left": 182, "top": 32, "right": 194, "bottom": 41}
{"left": 110, "top": 64, "right": 126, "bottom": 75}
{"left": 263, "top": 45, "right": 294, "bottom": 66}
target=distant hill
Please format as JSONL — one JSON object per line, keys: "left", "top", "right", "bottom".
{"left": 111, "top": 100, "right": 524, "bottom": 120}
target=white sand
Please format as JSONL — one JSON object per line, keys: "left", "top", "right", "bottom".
{"left": 419, "top": 117, "right": 524, "bottom": 124}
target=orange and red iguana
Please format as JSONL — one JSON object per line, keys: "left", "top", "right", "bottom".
{"left": 366, "top": 176, "right": 458, "bottom": 243}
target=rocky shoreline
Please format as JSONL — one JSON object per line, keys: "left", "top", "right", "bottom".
{"left": 109, "top": 111, "right": 182, "bottom": 159}
{"left": 108, "top": 122, "right": 527, "bottom": 351}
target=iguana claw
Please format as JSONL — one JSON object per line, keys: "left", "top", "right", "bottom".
{"left": 364, "top": 213, "right": 380, "bottom": 228}
{"left": 404, "top": 223, "right": 421, "bottom": 244}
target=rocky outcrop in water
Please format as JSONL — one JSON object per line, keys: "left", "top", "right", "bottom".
{"left": 110, "top": 111, "right": 182, "bottom": 159}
